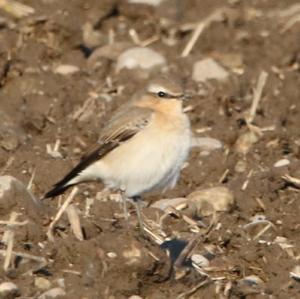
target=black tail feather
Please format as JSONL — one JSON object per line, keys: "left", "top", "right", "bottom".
{"left": 43, "top": 140, "right": 116, "bottom": 199}
{"left": 43, "top": 183, "right": 75, "bottom": 199}
{"left": 43, "top": 153, "right": 91, "bottom": 199}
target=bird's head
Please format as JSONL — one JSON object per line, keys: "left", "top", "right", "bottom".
{"left": 145, "top": 77, "right": 187, "bottom": 102}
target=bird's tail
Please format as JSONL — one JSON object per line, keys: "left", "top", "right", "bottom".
{"left": 43, "top": 163, "right": 84, "bottom": 199}
{"left": 43, "top": 143, "right": 105, "bottom": 199}
{"left": 43, "top": 183, "right": 75, "bottom": 199}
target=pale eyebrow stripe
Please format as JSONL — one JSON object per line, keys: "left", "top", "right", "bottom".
{"left": 147, "top": 84, "right": 169, "bottom": 93}
{"left": 147, "top": 85, "right": 183, "bottom": 96}
{"left": 148, "top": 91, "right": 183, "bottom": 99}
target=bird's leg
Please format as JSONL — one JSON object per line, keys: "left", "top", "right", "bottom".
{"left": 120, "top": 189, "right": 129, "bottom": 220}
{"left": 132, "top": 195, "right": 144, "bottom": 234}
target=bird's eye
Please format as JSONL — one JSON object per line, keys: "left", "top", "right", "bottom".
{"left": 157, "top": 91, "right": 167, "bottom": 98}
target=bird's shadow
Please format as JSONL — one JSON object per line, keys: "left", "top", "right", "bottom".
{"left": 160, "top": 238, "right": 192, "bottom": 268}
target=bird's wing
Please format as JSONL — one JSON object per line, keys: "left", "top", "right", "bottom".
{"left": 44, "top": 106, "right": 153, "bottom": 198}
{"left": 80, "top": 105, "right": 152, "bottom": 164}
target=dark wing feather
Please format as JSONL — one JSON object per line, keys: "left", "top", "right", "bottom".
{"left": 44, "top": 106, "right": 152, "bottom": 198}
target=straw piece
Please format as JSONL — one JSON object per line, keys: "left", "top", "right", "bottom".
{"left": 47, "top": 187, "right": 79, "bottom": 241}
{"left": 66, "top": 204, "right": 84, "bottom": 241}
{"left": 247, "top": 71, "right": 268, "bottom": 124}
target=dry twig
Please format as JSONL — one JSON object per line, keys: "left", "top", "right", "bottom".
{"left": 0, "top": 220, "right": 28, "bottom": 226}
{"left": 0, "top": 250, "right": 46, "bottom": 263}
{"left": 181, "top": 8, "right": 226, "bottom": 57}
{"left": 0, "top": 0, "right": 34, "bottom": 18}
{"left": 255, "top": 197, "right": 266, "bottom": 210}
{"left": 174, "top": 233, "right": 202, "bottom": 269}
{"left": 247, "top": 71, "right": 268, "bottom": 124}
{"left": 241, "top": 170, "right": 254, "bottom": 191}
{"left": 0, "top": 249, "right": 47, "bottom": 274}
{"left": 0, "top": 156, "right": 14, "bottom": 175}
{"left": 46, "top": 140, "right": 62, "bottom": 159}
{"left": 176, "top": 278, "right": 211, "bottom": 299}
{"left": 129, "top": 28, "right": 159, "bottom": 47}
{"left": 219, "top": 169, "right": 229, "bottom": 183}
{"left": 181, "top": 22, "right": 206, "bottom": 57}
{"left": 2, "top": 212, "right": 18, "bottom": 271}
{"left": 72, "top": 96, "right": 98, "bottom": 122}
{"left": 3, "top": 229, "right": 14, "bottom": 271}
{"left": 159, "top": 206, "right": 205, "bottom": 231}
{"left": 277, "top": 4, "right": 300, "bottom": 32}
{"left": 27, "top": 167, "right": 36, "bottom": 191}
{"left": 253, "top": 223, "right": 273, "bottom": 240}
{"left": 47, "top": 187, "right": 79, "bottom": 241}
{"left": 66, "top": 204, "right": 84, "bottom": 241}
{"left": 282, "top": 174, "right": 300, "bottom": 188}
{"left": 143, "top": 225, "right": 164, "bottom": 245}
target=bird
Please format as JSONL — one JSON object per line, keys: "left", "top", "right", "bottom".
{"left": 44, "top": 77, "right": 192, "bottom": 231}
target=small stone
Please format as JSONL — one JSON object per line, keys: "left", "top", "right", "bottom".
{"left": 0, "top": 111, "right": 24, "bottom": 151}
{"left": 38, "top": 287, "right": 66, "bottom": 299}
{"left": 122, "top": 243, "right": 143, "bottom": 265}
{"left": 199, "top": 150, "right": 210, "bottom": 157}
{"left": 192, "top": 58, "right": 229, "bottom": 82}
{"left": 215, "top": 53, "right": 243, "bottom": 70}
{"left": 187, "top": 186, "right": 235, "bottom": 216}
{"left": 1, "top": 176, "right": 30, "bottom": 196}
{"left": 128, "top": 0, "right": 163, "bottom": 5}
{"left": 116, "top": 47, "right": 166, "bottom": 71}
{"left": 107, "top": 252, "right": 117, "bottom": 259}
{"left": 0, "top": 130, "right": 19, "bottom": 151}
{"left": 82, "top": 22, "right": 103, "bottom": 49}
{"left": 87, "top": 42, "right": 132, "bottom": 68}
{"left": 34, "top": 277, "right": 51, "bottom": 291}
{"left": 128, "top": 296, "right": 143, "bottom": 299}
{"left": 273, "top": 159, "right": 290, "bottom": 168}
{"left": 235, "top": 130, "right": 260, "bottom": 155}
{"left": 191, "top": 254, "right": 209, "bottom": 268}
{"left": 56, "top": 279, "right": 65, "bottom": 289}
{"left": 191, "top": 137, "right": 223, "bottom": 151}
{"left": 235, "top": 275, "right": 265, "bottom": 296}
{"left": 54, "top": 64, "right": 80, "bottom": 75}
{"left": 235, "top": 160, "right": 247, "bottom": 173}
{"left": 241, "top": 275, "right": 264, "bottom": 286}
{"left": 0, "top": 282, "right": 20, "bottom": 299}
{"left": 0, "top": 176, "right": 44, "bottom": 223}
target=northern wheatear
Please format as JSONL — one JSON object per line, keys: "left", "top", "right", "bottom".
{"left": 44, "top": 77, "right": 191, "bottom": 230}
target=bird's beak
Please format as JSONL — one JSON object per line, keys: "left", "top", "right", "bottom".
{"left": 178, "top": 94, "right": 190, "bottom": 101}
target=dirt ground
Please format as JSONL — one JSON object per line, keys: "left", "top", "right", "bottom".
{"left": 0, "top": 0, "right": 300, "bottom": 298}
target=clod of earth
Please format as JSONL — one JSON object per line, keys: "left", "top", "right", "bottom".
{"left": 0, "top": 176, "right": 47, "bottom": 223}
{"left": 234, "top": 130, "right": 260, "bottom": 155}
{"left": 116, "top": 47, "right": 166, "bottom": 71}
{"left": 187, "top": 186, "right": 235, "bottom": 217}
{"left": 37, "top": 287, "right": 66, "bottom": 299}
{"left": 191, "top": 136, "right": 223, "bottom": 151}
{"left": 82, "top": 22, "right": 104, "bottom": 49}
{"left": 192, "top": 58, "right": 229, "bottom": 82}
{"left": 34, "top": 277, "right": 52, "bottom": 291}
{"left": 0, "top": 282, "right": 20, "bottom": 299}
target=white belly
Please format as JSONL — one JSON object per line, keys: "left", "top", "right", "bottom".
{"left": 80, "top": 115, "right": 191, "bottom": 197}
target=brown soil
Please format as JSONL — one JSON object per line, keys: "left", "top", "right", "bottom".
{"left": 0, "top": 0, "right": 300, "bottom": 298}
